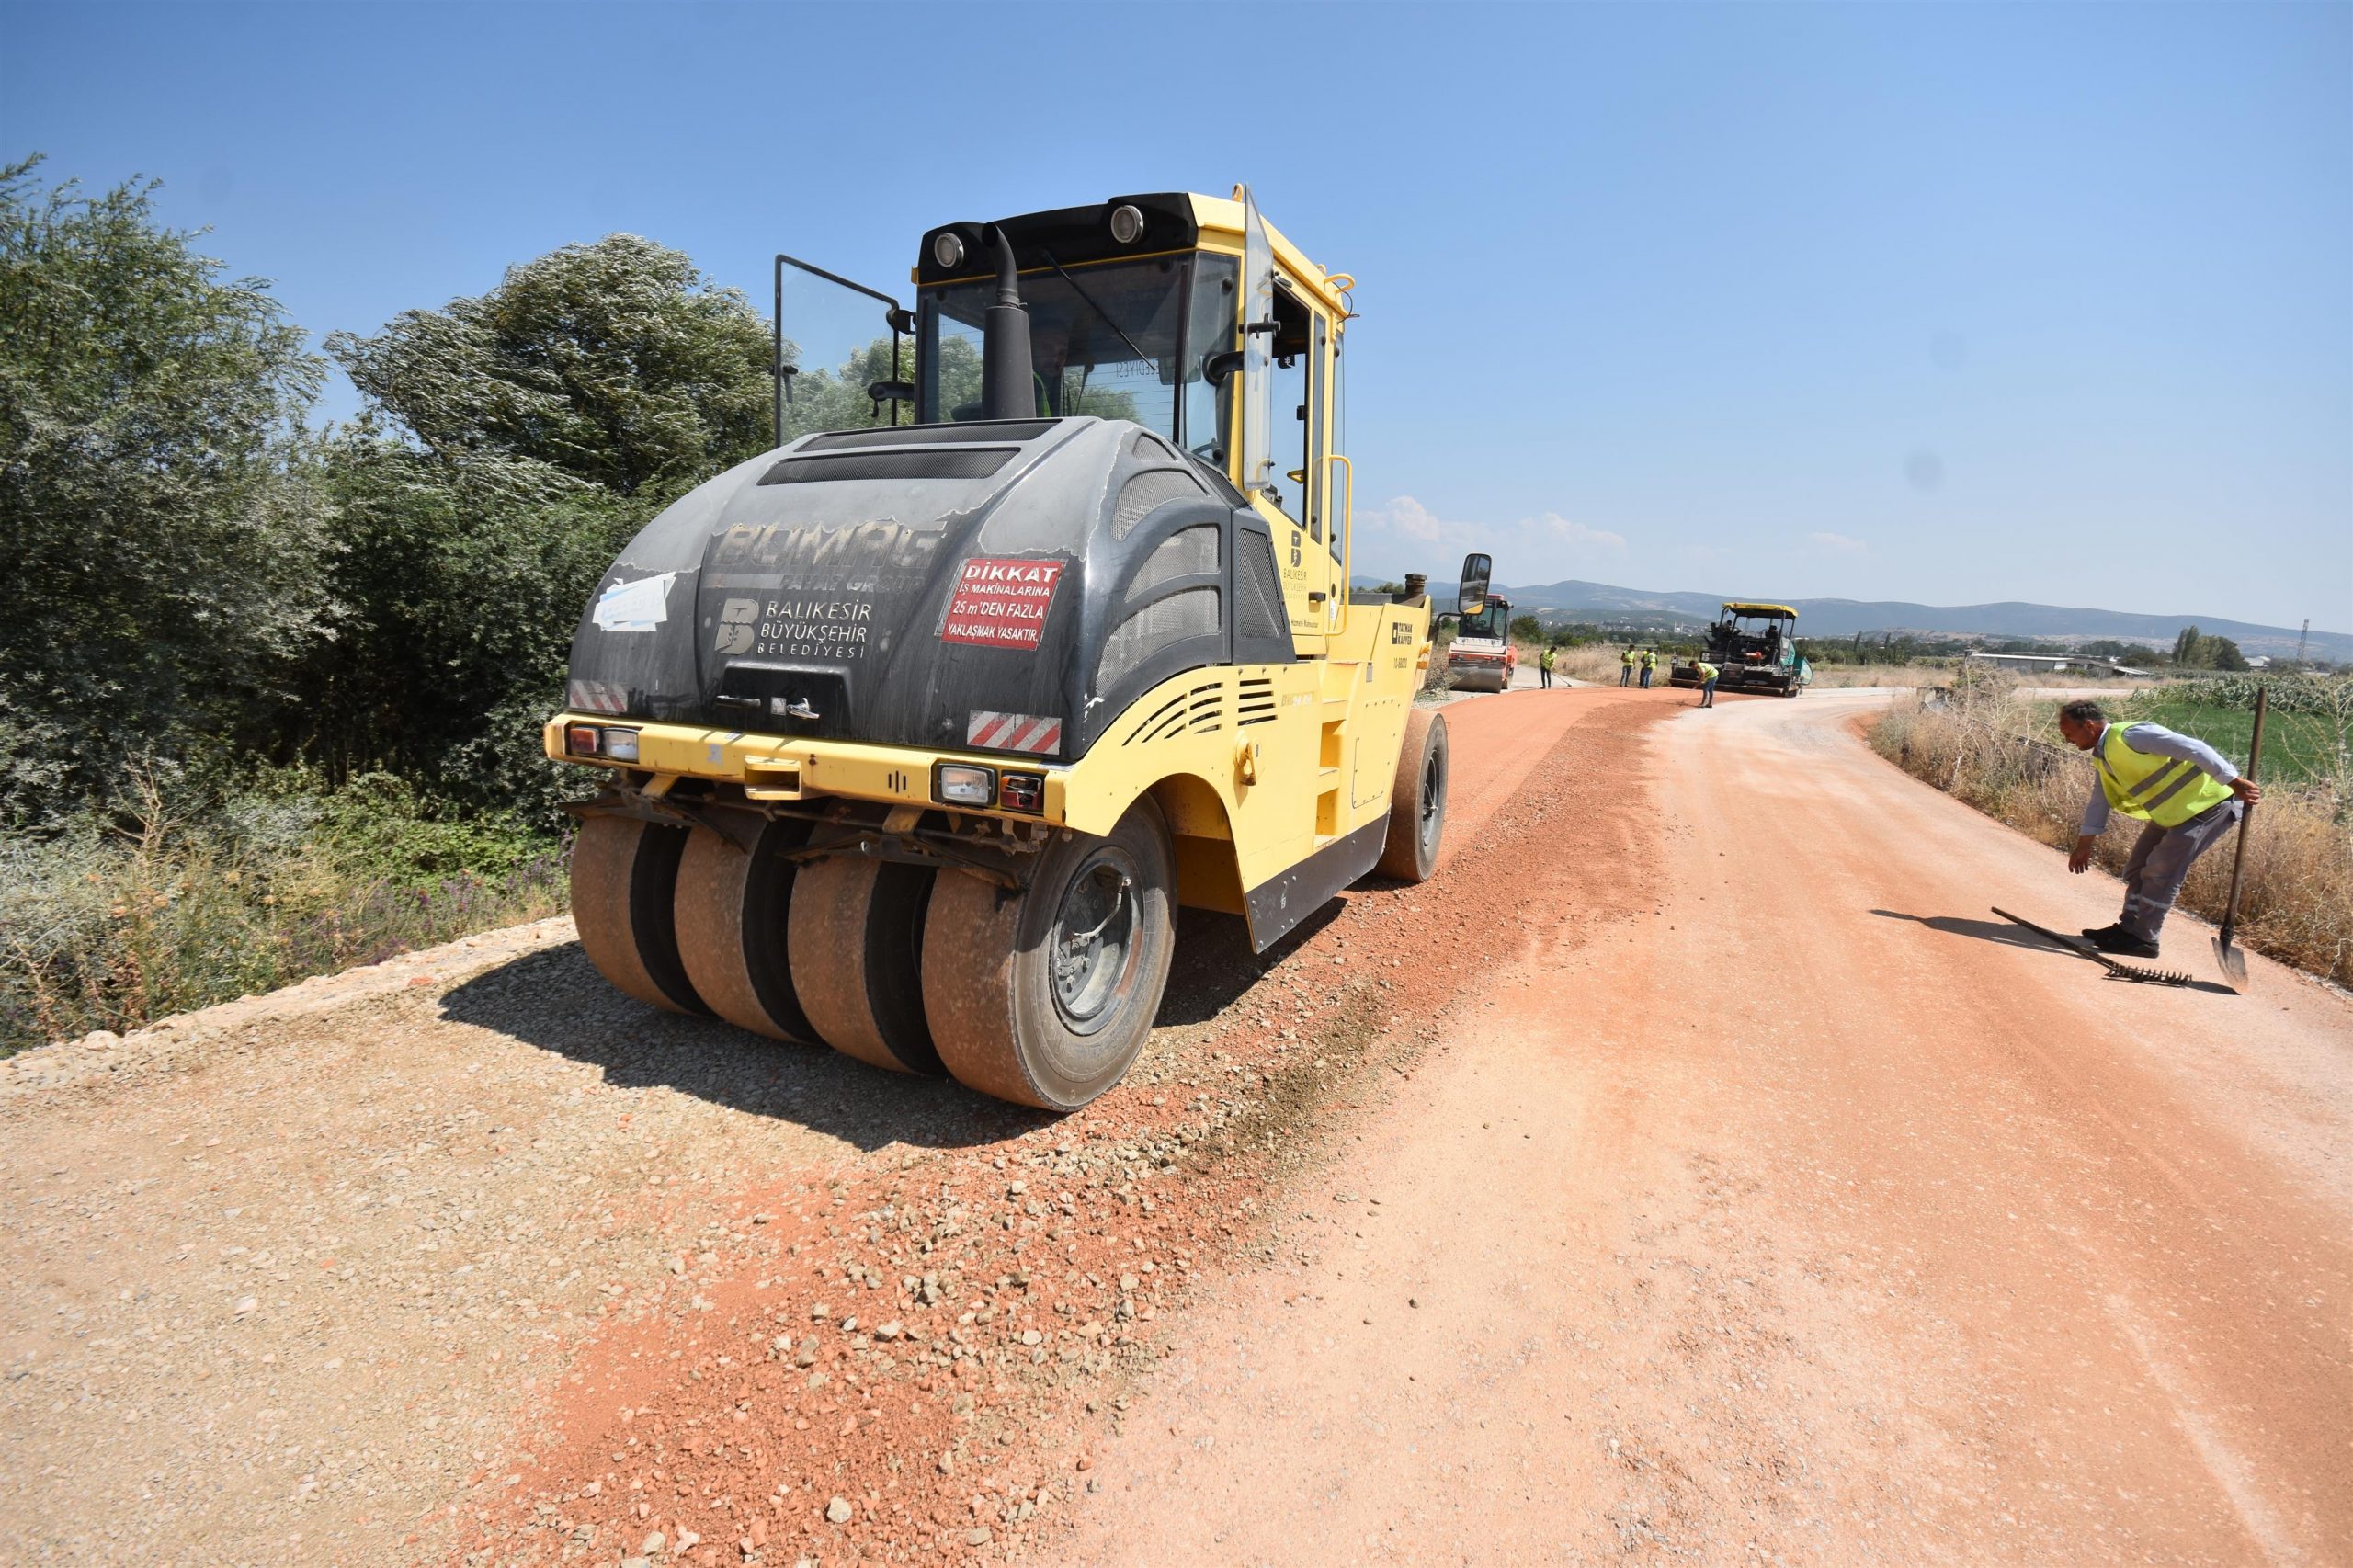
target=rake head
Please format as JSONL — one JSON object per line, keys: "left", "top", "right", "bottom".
{"left": 1991, "top": 906, "right": 2200, "bottom": 989}
{"left": 2097, "top": 960, "right": 2197, "bottom": 988}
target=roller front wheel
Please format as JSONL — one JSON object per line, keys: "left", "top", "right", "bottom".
{"left": 789, "top": 857, "right": 944, "bottom": 1075}
{"left": 1377, "top": 708, "right": 1449, "bottom": 882}
{"left": 924, "top": 797, "right": 1176, "bottom": 1110}
{"left": 570, "top": 815, "right": 710, "bottom": 1015}
{"left": 673, "top": 819, "right": 818, "bottom": 1043}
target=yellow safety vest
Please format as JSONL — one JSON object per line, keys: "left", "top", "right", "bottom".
{"left": 1642, "top": 651, "right": 1656, "bottom": 667}
{"left": 1621, "top": 650, "right": 1635, "bottom": 665}
{"left": 1697, "top": 663, "right": 1719, "bottom": 681}
{"left": 2093, "top": 723, "right": 2234, "bottom": 827}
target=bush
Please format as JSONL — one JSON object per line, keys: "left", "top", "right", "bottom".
{"left": 0, "top": 768, "right": 567, "bottom": 1053}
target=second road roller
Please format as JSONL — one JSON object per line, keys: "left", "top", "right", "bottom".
{"left": 545, "top": 187, "right": 1465, "bottom": 1109}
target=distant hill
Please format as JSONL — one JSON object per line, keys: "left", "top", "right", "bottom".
{"left": 1356, "top": 576, "right": 2349, "bottom": 661}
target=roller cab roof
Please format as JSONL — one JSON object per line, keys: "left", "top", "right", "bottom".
{"left": 915, "top": 192, "right": 1352, "bottom": 315}
{"left": 1722, "top": 602, "right": 1799, "bottom": 619}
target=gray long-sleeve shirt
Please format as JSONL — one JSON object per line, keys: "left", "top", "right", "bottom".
{"left": 2080, "top": 721, "right": 2240, "bottom": 835}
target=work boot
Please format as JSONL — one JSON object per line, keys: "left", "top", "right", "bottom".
{"left": 2080, "top": 923, "right": 2127, "bottom": 944}
{"left": 2087, "top": 927, "right": 2161, "bottom": 959}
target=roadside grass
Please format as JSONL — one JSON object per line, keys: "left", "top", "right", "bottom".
{"left": 1870, "top": 679, "right": 2353, "bottom": 987}
{"left": 1808, "top": 662, "right": 2147, "bottom": 690}
{"left": 1, "top": 771, "right": 568, "bottom": 1054}
{"left": 1556, "top": 644, "right": 1641, "bottom": 683}
{"left": 1809, "top": 662, "right": 1956, "bottom": 689}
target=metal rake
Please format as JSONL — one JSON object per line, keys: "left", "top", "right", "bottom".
{"left": 1991, "top": 907, "right": 2196, "bottom": 988}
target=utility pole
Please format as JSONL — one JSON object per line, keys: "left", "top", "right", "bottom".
{"left": 2297, "top": 619, "right": 2309, "bottom": 664}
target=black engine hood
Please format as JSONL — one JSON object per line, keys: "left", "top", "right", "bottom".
{"left": 563, "top": 417, "right": 1291, "bottom": 765}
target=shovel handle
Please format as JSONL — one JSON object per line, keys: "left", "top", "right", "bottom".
{"left": 2216, "top": 687, "right": 2267, "bottom": 946}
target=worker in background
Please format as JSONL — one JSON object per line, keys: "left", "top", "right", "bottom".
{"left": 1620, "top": 646, "right": 1636, "bottom": 687}
{"left": 1696, "top": 660, "right": 1719, "bottom": 708}
{"left": 2058, "top": 699, "right": 2261, "bottom": 958}
{"left": 1640, "top": 648, "right": 1657, "bottom": 688}
{"left": 1538, "top": 643, "right": 1557, "bottom": 689}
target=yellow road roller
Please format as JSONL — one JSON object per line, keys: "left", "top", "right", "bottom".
{"left": 545, "top": 188, "right": 1457, "bottom": 1108}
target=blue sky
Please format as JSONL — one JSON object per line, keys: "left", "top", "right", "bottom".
{"left": 6, "top": 2, "right": 2347, "bottom": 631}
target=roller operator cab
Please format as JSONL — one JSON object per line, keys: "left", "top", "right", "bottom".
{"left": 545, "top": 189, "right": 1457, "bottom": 1110}
{"left": 1669, "top": 603, "right": 1811, "bottom": 696}
{"left": 1443, "top": 554, "right": 1515, "bottom": 692}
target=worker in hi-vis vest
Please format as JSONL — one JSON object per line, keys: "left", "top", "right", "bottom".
{"left": 1538, "top": 644, "right": 1557, "bottom": 689}
{"left": 1620, "top": 647, "right": 1636, "bottom": 687}
{"left": 2056, "top": 699, "right": 2261, "bottom": 959}
{"left": 1695, "top": 661, "right": 1720, "bottom": 708}
{"left": 1640, "top": 648, "right": 1657, "bottom": 689}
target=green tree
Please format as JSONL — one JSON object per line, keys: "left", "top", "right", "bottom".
{"left": 779, "top": 333, "right": 916, "bottom": 444}
{"left": 0, "top": 156, "right": 332, "bottom": 825}
{"left": 282, "top": 426, "right": 634, "bottom": 818}
{"left": 326, "top": 233, "right": 772, "bottom": 500}
{"left": 303, "top": 234, "right": 818, "bottom": 817}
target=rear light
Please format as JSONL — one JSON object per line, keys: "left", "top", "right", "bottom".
{"left": 565, "top": 724, "right": 640, "bottom": 762}
{"left": 998, "top": 772, "right": 1044, "bottom": 813}
{"left": 935, "top": 763, "right": 995, "bottom": 806}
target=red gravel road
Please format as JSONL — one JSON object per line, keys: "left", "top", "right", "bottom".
{"left": 5, "top": 685, "right": 2346, "bottom": 1567}
{"left": 1058, "top": 687, "right": 2353, "bottom": 1566}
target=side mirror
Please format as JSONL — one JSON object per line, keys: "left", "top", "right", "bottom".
{"left": 1201, "top": 349, "right": 1245, "bottom": 387}
{"left": 867, "top": 380, "right": 915, "bottom": 403}
{"left": 1457, "top": 551, "right": 1493, "bottom": 611}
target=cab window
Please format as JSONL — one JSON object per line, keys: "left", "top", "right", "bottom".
{"left": 1264, "top": 278, "right": 1314, "bottom": 535}
{"left": 1182, "top": 254, "right": 1238, "bottom": 464}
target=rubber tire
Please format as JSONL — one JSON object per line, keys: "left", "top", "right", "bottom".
{"left": 788, "top": 857, "right": 944, "bottom": 1075}
{"left": 673, "top": 820, "right": 819, "bottom": 1043}
{"left": 570, "top": 815, "right": 709, "bottom": 1015}
{"left": 1377, "top": 708, "right": 1449, "bottom": 882}
{"left": 923, "top": 797, "right": 1176, "bottom": 1110}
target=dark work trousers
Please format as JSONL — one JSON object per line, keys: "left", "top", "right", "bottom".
{"left": 1699, "top": 677, "right": 1717, "bottom": 708}
{"left": 1620, "top": 665, "right": 1632, "bottom": 687}
{"left": 2119, "top": 796, "right": 2243, "bottom": 941}
{"left": 1640, "top": 666, "right": 1652, "bottom": 688}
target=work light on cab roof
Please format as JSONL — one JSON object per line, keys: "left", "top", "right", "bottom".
{"left": 544, "top": 188, "right": 1478, "bottom": 1110}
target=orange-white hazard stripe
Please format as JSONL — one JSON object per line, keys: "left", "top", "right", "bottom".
{"left": 966, "top": 711, "right": 1063, "bottom": 755}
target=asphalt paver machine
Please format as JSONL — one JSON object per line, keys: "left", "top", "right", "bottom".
{"left": 547, "top": 189, "right": 1461, "bottom": 1108}
{"left": 1671, "top": 602, "right": 1811, "bottom": 696}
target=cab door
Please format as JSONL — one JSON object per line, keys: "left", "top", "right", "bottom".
{"left": 772, "top": 254, "right": 911, "bottom": 448}
{"left": 1238, "top": 188, "right": 1338, "bottom": 654}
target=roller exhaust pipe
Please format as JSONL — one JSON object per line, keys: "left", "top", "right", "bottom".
{"left": 980, "top": 224, "right": 1036, "bottom": 421}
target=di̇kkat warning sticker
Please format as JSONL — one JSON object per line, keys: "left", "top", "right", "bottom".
{"left": 939, "top": 557, "right": 1065, "bottom": 650}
